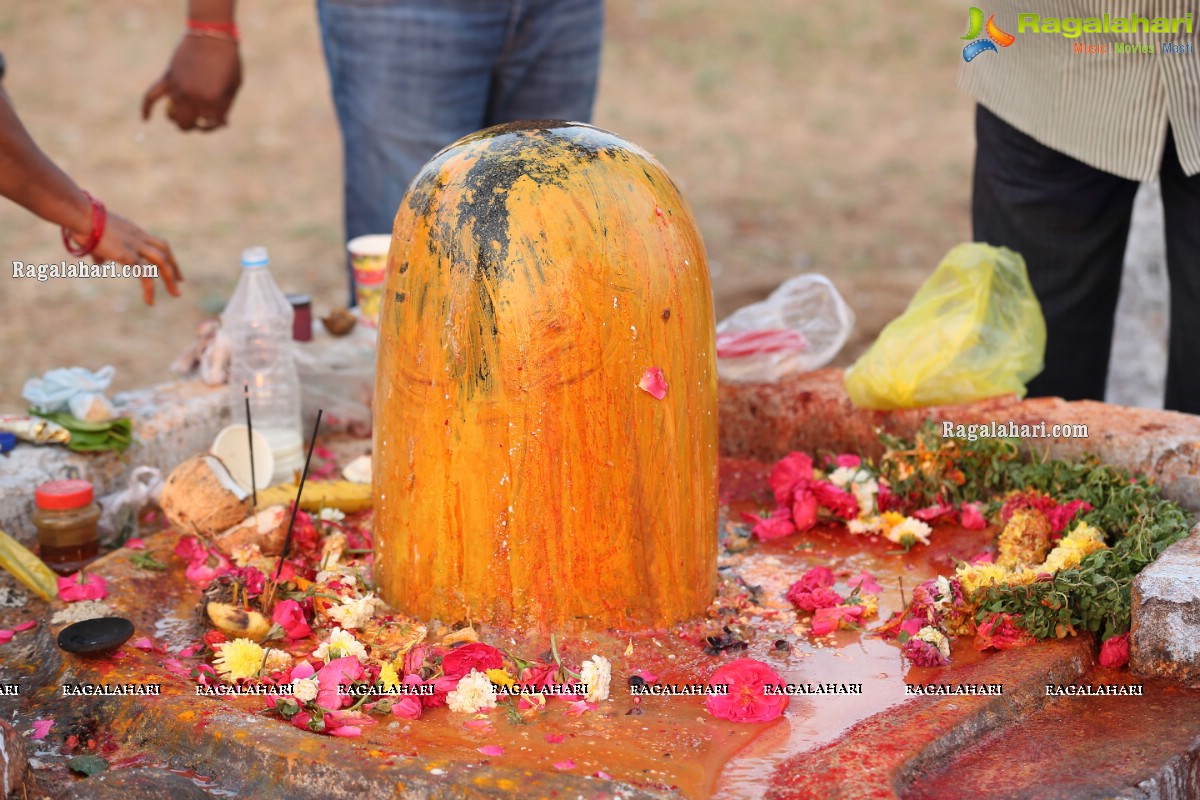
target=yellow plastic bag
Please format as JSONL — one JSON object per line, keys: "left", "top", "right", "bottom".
{"left": 844, "top": 243, "right": 1046, "bottom": 410}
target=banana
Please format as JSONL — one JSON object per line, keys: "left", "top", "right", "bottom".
{"left": 256, "top": 480, "right": 372, "bottom": 514}
{"left": 0, "top": 528, "right": 57, "bottom": 601}
{"left": 206, "top": 601, "right": 271, "bottom": 642}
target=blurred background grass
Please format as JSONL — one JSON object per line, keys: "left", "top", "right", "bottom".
{"left": 0, "top": 0, "right": 973, "bottom": 407}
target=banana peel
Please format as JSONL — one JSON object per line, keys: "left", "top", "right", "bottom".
{"left": 0, "top": 528, "right": 57, "bottom": 601}
{"left": 256, "top": 480, "right": 371, "bottom": 514}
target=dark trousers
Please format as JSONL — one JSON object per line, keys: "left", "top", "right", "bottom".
{"left": 972, "top": 104, "right": 1200, "bottom": 414}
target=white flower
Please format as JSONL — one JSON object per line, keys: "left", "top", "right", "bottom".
{"left": 264, "top": 648, "right": 292, "bottom": 673}
{"left": 313, "top": 626, "right": 368, "bottom": 663}
{"left": 850, "top": 478, "right": 879, "bottom": 517}
{"left": 446, "top": 669, "right": 497, "bottom": 714}
{"left": 933, "top": 575, "right": 953, "bottom": 611}
{"left": 579, "top": 655, "right": 611, "bottom": 703}
{"left": 848, "top": 516, "right": 885, "bottom": 535}
{"left": 915, "top": 626, "right": 951, "bottom": 661}
{"left": 327, "top": 594, "right": 381, "bottom": 630}
{"left": 827, "top": 466, "right": 858, "bottom": 488}
{"left": 885, "top": 517, "right": 932, "bottom": 547}
{"left": 318, "top": 507, "right": 346, "bottom": 524}
{"left": 292, "top": 676, "right": 318, "bottom": 703}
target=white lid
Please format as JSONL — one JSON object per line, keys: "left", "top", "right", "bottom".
{"left": 241, "top": 246, "right": 270, "bottom": 269}
{"left": 211, "top": 424, "right": 275, "bottom": 494}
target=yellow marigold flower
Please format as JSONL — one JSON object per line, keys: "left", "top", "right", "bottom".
{"left": 1040, "top": 522, "right": 1108, "bottom": 573}
{"left": 379, "top": 663, "right": 401, "bottom": 691}
{"left": 486, "top": 668, "right": 516, "bottom": 688}
{"left": 956, "top": 562, "right": 1010, "bottom": 596}
{"left": 213, "top": 638, "right": 265, "bottom": 682}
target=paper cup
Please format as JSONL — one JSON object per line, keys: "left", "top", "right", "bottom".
{"left": 348, "top": 234, "right": 392, "bottom": 327}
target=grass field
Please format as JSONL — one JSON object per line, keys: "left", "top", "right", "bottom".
{"left": 0, "top": 0, "right": 975, "bottom": 407}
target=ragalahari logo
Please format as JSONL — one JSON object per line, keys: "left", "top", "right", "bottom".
{"left": 961, "top": 7, "right": 1016, "bottom": 61}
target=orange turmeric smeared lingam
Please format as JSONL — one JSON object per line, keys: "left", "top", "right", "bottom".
{"left": 373, "top": 121, "right": 717, "bottom": 630}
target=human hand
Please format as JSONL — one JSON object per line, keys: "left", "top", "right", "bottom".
{"left": 89, "top": 212, "right": 184, "bottom": 306}
{"left": 142, "top": 34, "right": 241, "bottom": 132}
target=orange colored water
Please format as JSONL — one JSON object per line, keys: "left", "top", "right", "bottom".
{"left": 74, "top": 457, "right": 1002, "bottom": 798}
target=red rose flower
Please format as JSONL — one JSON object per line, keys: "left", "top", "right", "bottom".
{"left": 57, "top": 573, "right": 107, "bottom": 602}
{"left": 960, "top": 502, "right": 988, "bottom": 530}
{"left": 974, "top": 613, "right": 1034, "bottom": 651}
{"left": 440, "top": 642, "right": 503, "bottom": 681}
{"left": 902, "top": 637, "right": 949, "bottom": 667}
{"left": 791, "top": 485, "right": 819, "bottom": 531}
{"left": 316, "top": 656, "right": 364, "bottom": 710}
{"left": 704, "top": 658, "right": 789, "bottom": 723}
{"left": 1098, "top": 633, "right": 1130, "bottom": 668}
{"left": 812, "top": 482, "right": 858, "bottom": 520}
{"left": 272, "top": 599, "right": 313, "bottom": 641}
{"left": 769, "top": 452, "right": 815, "bottom": 505}
{"left": 811, "top": 605, "right": 864, "bottom": 635}
{"left": 788, "top": 586, "right": 843, "bottom": 613}
{"left": 745, "top": 507, "right": 796, "bottom": 541}
{"left": 914, "top": 503, "right": 954, "bottom": 523}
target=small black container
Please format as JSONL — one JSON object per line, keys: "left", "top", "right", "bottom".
{"left": 57, "top": 617, "right": 134, "bottom": 657}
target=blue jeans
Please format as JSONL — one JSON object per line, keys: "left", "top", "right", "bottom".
{"left": 317, "top": 0, "right": 604, "bottom": 293}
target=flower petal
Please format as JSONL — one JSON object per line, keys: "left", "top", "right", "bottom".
{"left": 553, "top": 759, "right": 576, "bottom": 770}
{"left": 477, "top": 745, "right": 505, "bottom": 757}
{"left": 31, "top": 719, "right": 53, "bottom": 739}
{"left": 637, "top": 367, "right": 668, "bottom": 400}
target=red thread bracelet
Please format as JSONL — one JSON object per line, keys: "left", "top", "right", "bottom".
{"left": 187, "top": 19, "right": 240, "bottom": 41}
{"left": 61, "top": 192, "right": 107, "bottom": 258}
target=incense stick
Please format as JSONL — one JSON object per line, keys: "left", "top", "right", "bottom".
{"left": 244, "top": 383, "right": 257, "bottom": 506}
{"left": 274, "top": 409, "right": 323, "bottom": 581}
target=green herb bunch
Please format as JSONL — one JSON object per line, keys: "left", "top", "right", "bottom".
{"left": 877, "top": 424, "right": 1193, "bottom": 641}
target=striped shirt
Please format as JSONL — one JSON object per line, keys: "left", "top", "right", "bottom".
{"left": 958, "top": 1, "right": 1200, "bottom": 181}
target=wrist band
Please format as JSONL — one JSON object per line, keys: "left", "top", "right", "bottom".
{"left": 187, "top": 19, "right": 241, "bottom": 42}
{"left": 61, "top": 192, "right": 107, "bottom": 258}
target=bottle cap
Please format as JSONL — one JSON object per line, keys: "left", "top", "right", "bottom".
{"left": 0, "top": 432, "right": 15, "bottom": 453}
{"left": 35, "top": 479, "right": 95, "bottom": 510}
{"left": 241, "top": 246, "right": 270, "bottom": 269}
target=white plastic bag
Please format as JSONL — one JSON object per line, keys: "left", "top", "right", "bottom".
{"left": 715, "top": 274, "right": 855, "bottom": 383}
{"left": 98, "top": 466, "right": 163, "bottom": 545}
{"left": 22, "top": 366, "right": 116, "bottom": 422}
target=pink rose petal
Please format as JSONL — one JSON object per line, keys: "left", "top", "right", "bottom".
{"left": 126, "top": 538, "right": 146, "bottom": 550}
{"left": 162, "top": 658, "right": 189, "bottom": 678}
{"left": 463, "top": 718, "right": 494, "bottom": 733}
{"left": 129, "top": 637, "right": 155, "bottom": 652}
{"left": 563, "top": 699, "right": 593, "bottom": 716}
{"left": 30, "top": 719, "right": 53, "bottom": 739}
{"left": 0, "top": 631, "right": 13, "bottom": 644}
{"left": 553, "top": 759, "right": 576, "bottom": 771}
{"left": 177, "top": 644, "right": 203, "bottom": 658}
{"left": 637, "top": 367, "right": 668, "bottom": 400}
{"left": 544, "top": 733, "right": 565, "bottom": 743}
{"left": 594, "top": 770, "right": 614, "bottom": 780}
{"left": 12, "top": 620, "right": 36, "bottom": 633}
{"left": 847, "top": 571, "right": 882, "bottom": 596}
{"left": 477, "top": 745, "right": 505, "bottom": 757}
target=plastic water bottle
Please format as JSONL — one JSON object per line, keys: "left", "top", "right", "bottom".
{"left": 223, "top": 247, "right": 304, "bottom": 484}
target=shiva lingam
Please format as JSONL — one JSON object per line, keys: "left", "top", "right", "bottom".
{"left": 372, "top": 120, "right": 719, "bottom": 630}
